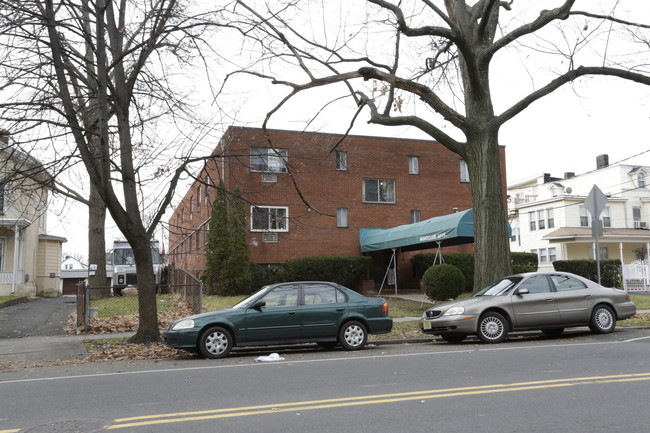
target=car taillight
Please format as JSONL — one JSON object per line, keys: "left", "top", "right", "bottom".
{"left": 626, "top": 294, "right": 631, "bottom": 301}
{"left": 381, "top": 302, "right": 389, "bottom": 313}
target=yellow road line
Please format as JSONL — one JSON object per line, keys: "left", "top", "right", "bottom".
{"left": 106, "top": 372, "right": 650, "bottom": 429}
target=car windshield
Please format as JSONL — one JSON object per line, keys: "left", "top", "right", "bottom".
{"left": 473, "top": 277, "right": 523, "bottom": 297}
{"left": 231, "top": 286, "right": 270, "bottom": 309}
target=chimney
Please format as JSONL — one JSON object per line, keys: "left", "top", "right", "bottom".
{"left": 564, "top": 172, "right": 575, "bottom": 179}
{"left": 596, "top": 154, "right": 609, "bottom": 170}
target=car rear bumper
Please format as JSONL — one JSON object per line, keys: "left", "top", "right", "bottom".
{"left": 367, "top": 317, "right": 393, "bottom": 334}
{"left": 616, "top": 301, "right": 637, "bottom": 320}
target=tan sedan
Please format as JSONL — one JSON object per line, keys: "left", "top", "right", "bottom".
{"left": 418, "top": 272, "right": 637, "bottom": 343}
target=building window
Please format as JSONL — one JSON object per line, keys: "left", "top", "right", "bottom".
{"left": 638, "top": 172, "right": 646, "bottom": 188}
{"left": 0, "top": 183, "right": 6, "bottom": 214}
{"left": 195, "top": 230, "right": 201, "bottom": 250}
{"left": 408, "top": 156, "right": 419, "bottom": 175}
{"left": 589, "top": 246, "right": 609, "bottom": 259}
{"left": 547, "top": 208, "right": 555, "bottom": 229}
{"left": 601, "top": 207, "right": 611, "bottom": 228}
{"left": 579, "top": 205, "right": 589, "bottom": 227}
{"left": 410, "top": 210, "right": 421, "bottom": 223}
{"left": 363, "top": 179, "right": 395, "bottom": 203}
{"left": 336, "top": 151, "right": 347, "bottom": 171}
{"left": 548, "top": 247, "right": 557, "bottom": 262}
{"left": 189, "top": 196, "right": 193, "bottom": 218}
{"left": 529, "top": 211, "right": 536, "bottom": 231}
{"left": 537, "top": 210, "right": 546, "bottom": 230}
{"left": 337, "top": 208, "right": 348, "bottom": 227}
{"left": 197, "top": 187, "right": 201, "bottom": 207}
{"left": 539, "top": 248, "right": 548, "bottom": 263}
{"left": 460, "top": 160, "right": 470, "bottom": 182}
{"left": 250, "top": 147, "right": 288, "bottom": 173}
{"left": 251, "top": 206, "right": 289, "bottom": 232}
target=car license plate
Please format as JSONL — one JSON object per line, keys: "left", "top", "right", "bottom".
{"left": 423, "top": 321, "right": 432, "bottom": 330}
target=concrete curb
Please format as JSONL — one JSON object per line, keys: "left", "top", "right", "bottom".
{"left": 0, "top": 296, "right": 30, "bottom": 309}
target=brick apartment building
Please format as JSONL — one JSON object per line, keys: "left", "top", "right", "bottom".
{"left": 168, "top": 126, "right": 507, "bottom": 291}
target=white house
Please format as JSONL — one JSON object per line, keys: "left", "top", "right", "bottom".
{"left": 508, "top": 154, "right": 650, "bottom": 275}
{"left": 0, "top": 132, "right": 66, "bottom": 297}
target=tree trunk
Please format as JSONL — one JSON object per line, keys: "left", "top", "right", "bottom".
{"left": 466, "top": 131, "right": 512, "bottom": 289}
{"left": 128, "top": 233, "right": 160, "bottom": 343}
{"left": 87, "top": 184, "right": 107, "bottom": 289}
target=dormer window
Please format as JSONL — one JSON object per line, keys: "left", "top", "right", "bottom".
{"left": 629, "top": 168, "right": 647, "bottom": 189}
{"left": 638, "top": 172, "right": 646, "bottom": 188}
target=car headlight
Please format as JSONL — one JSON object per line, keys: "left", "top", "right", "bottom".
{"left": 171, "top": 319, "right": 195, "bottom": 330}
{"left": 443, "top": 306, "right": 465, "bottom": 316}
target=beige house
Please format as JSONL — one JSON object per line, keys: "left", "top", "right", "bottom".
{"left": 0, "top": 133, "right": 66, "bottom": 297}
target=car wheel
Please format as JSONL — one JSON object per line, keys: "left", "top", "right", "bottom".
{"left": 541, "top": 328, "right": 564, "bottom": 338}
{"left": 199, "top": 326, "right": 233, "bottom": 359}
{"left": 477, "top": 312, "right": 508, "bottom": 343}
{"left": 441, "top": 333, "right": 466, "bottom": 343}
{"left": 589, "top": 305, "right": 616, "bottom": 334}
{"left": 339, "top": 321, "right": 367, "bottom": 350}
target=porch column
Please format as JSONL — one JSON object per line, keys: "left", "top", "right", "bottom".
{"left": 619, "top": 242, "right": 624, "bottom": 264}
{"left": 11, "top": 225, "right": 19, "bottom": 294}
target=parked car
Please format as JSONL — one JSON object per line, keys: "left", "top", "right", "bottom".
{"left": 164, "top": 281, "right": 393, "bottom": 358}
{"left": 418, "top": 271, "right": 637, "bottom": 343}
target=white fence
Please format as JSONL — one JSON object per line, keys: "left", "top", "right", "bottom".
{"left": 622, "top": 261, "right": 650, "bottom": 292}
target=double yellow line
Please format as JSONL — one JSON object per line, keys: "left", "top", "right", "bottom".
{"left": 106, "top": 372, "right": 650, "bottom": 429}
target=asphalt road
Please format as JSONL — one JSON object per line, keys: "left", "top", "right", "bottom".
{"left": 2, "top": 327, "right": 649, "bottom": 433}
{"left": 0, "top": 297, "right": 76, "bottom": 339}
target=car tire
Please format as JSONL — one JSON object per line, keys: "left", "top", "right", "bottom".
{"left": 441, "top": 333, "right": 466, "bottom": 343}
{"left": 541, "top": 328, "right": 564, "bottom": 338}
{"left": 198, "top": 326, "right": 233, "bottom": 359}
{"left": 589, "top": 305, "right": 616, "bottom": 334}
{"left": 339, "top": 321, "right": 367, "bottom": 350}
{"left": 477, "top": 312, "right": 508, "bottom": 343}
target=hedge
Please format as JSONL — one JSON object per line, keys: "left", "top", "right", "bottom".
{"left": 281, "top": 256, "right": 372, "bottom": 289}
{"left": 552, "top": 259, "right": 621, "bottom": 288}
{"left": 411, "top": 252, "right": 539, "bottom": 292}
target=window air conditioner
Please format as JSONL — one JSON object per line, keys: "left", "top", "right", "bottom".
{"left": 262, "top": 172, "right": 277, "bottom": 183}
{"left": 262, "top": 232, "right": 279, "bottom": 243}
{"left": 634, "top": 221, "right": 647, "bottom": 229}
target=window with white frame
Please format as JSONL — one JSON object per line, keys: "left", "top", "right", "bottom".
{"left": 589, "top": 245, "right": 609, "bottom": 259}
{"left": 337, "top": 208, "right": 348, "bottom": 227}
{"left": 548, "top": 247, "right": 557, "bottom": 262}
{"left": 601, "top": 206, "right": 611, "bottom": 228}
{"left": 460, "top": 160, "right": 470, "bottom": 182}
{"left": 547, "top": 207, "right": 555, "bottom": 229}
{"left": 579, "top": 205, "right": 589, "bottom": 227}
{"left": 363, "top": 179, "right": 395, "bottom": 203}
{"left": 408, "top": 156, "right": 419, "bottom": 175}
{"left": 539, "top": 248, "right": 548, "bottom": 263}
{"left": 638, "top": 172, "right": 646, "bottom": 188}
{"left": 336, "top": 151, "right": 347, "bottom": 171}
{"left": 529, "top": 211, "right": 536, "bottom": 231}
{"left": 250, "top": 147, "right": 288, "bottom": 173}
{"left": 251, "top": 206, "right": 289, "bottom": 232}
{"left": 410, "top": 210, "right": 421, "bottom": 223}
{"left": 537, "top": 210, "right": 546, "bottom": 230}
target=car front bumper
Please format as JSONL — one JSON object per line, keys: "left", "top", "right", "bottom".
{"left": 418, "top": 315, "right": 477, "bottom": 335}
{"left": 162, "top": 329, "right": 200, "bottom": 350}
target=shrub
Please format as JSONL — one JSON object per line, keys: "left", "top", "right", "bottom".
{"left": 411, "top": 253, "right": 474, "bottom": 291}
{"left": 512, "top": 252, "right": 538, "bottom": 274}
{"left": 282, "top": 256, "right": 372, "bottom": 289}
{"left": 552, "top": 259, "right": 621, "bottom": 287}
{"left": 422, "top": 264, "right": 466, "bottom": 301}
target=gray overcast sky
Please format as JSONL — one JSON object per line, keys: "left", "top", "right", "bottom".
{"left": 47, "top": 0, "right": 650, "bottom": 259}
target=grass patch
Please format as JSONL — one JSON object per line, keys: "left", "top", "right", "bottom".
{"left": 630, "top": 294, "right": 650, "bottom": 310}
{"left": 91, "top": 295, "right": 177, "bottom": 318}
{"left": 0, "top": 296, "right": 21, "bottom": 304}
{"left": 202, "top": 295, "right": 246, "bottom": 312}
{"left": 83, "top": 337, "right": 130, "bottom": 351}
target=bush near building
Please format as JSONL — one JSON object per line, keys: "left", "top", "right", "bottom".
{"left": 422, "top": 264, "right": 465, "bottom": 301}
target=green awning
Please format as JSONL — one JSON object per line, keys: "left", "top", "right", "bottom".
{"left": 359, "top": 209, "right": 475, "bottom": 252}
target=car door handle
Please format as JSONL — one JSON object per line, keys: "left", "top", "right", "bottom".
{"left": 288, "top": 311, "right": 296, "bottom": 315}
{"left": 584, "top": 294, "right": 592, "bottom": 298}
{"left": 545, "top": 298, "right": 554, "bottom": 302}
{"left": 336, "top": 308, "right": 345, "bottom": 311}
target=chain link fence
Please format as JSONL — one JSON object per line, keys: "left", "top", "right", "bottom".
{"left": 76, "top": 268, "right": 202, "bottom": 332}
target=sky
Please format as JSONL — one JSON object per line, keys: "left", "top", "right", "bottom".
{"left": 45, "top": 0, "right": 650, "bottom": 261}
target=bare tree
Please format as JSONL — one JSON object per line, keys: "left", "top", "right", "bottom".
{"left": 0, "top": 0, "right": 227, "bottom": 343}
{"left": 225, "top": 0, "right": 650, "bottom": 287}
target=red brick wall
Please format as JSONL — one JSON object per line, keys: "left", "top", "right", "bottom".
{"left": 168, "top": 126, "right": 507, "bottom": 289}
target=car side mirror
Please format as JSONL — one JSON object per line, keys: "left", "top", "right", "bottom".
{"left": 515, "top": 288, "right": 530, "bottom": 296}
{"left": 252, "top": 300, "right": 266, "bottom": 310}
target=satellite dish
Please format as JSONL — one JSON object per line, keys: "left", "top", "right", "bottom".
{"left": 566, "top": 187, "right": 573, "bottom": 194}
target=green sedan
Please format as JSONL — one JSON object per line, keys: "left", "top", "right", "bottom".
{"left": 163, "top": 281, "right": 393, "bottom": 358}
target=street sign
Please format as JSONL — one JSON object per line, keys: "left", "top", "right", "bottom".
{"left": 584, "top": 184, "right": 607, "bottom": 285}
